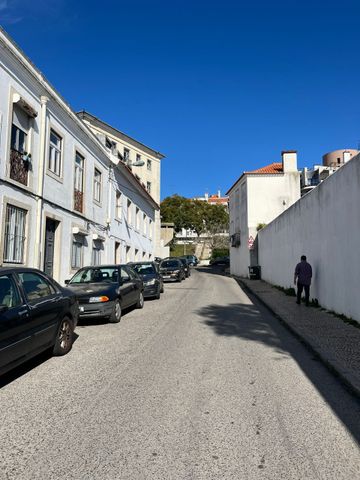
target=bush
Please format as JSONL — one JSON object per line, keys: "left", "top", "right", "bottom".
{"left": 170, "top": 243, "right": 196, "bottom": 257}
{"left": 211, "top": 248, "right": 229, "bottom": 259}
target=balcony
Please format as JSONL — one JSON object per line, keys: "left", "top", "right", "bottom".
{"left": 9, "top": 149, "right": 29, "bottom": 186}
{"left": 74, "top": 189, "right": 84, "bottom": 213}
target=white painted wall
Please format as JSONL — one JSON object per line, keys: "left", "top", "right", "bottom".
{"left": 258, "top": 155, "right": 360, "bottom": 322}
{"left": 229, "top": 170, "right": 300, "bottom": 277}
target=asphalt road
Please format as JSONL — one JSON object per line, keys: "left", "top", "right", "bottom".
{"left": 1, "top": 268, "right": 359, "bottom": 480}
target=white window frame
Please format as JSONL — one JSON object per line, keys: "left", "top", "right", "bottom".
{"left": 3, "top": 204, "right": 27, "bottom": 264}
{"left": 48, "top": 129, "right": 62, "bottom": 177}
{"left": 147, "top": 159, "right": 152, "bottom": 171}
{"left": 71, "top": 236, "right": 83, "bottom": 269}
{"left": 135, "top": 206, "right": 140, "bottom": 230}
{"left": 127, "top": 199, "right": 132, "bottom": 225}
{"left": 149, "top": 219, "right": 153, "bottom": 239}
{"left": 74, "top": 152, "right": 84, "bottom": 193}
{"left": 93, "top": 168, "right": 102, "bottom": 203}
{"left": 92, "top": 241, "right": 102, "bottom": 265}
{"left": 146, "top": 181, "right": 151, "bottom": 194}
{"left": 116, "top": 190, "right": 122, "bottom": 219}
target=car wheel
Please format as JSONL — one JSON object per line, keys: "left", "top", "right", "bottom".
{"left": 160, "top": 284, "right": 164, "bottom": 293}
{"left": 136, "top": 292, "right": 144, "bottom": 309}
{"left": 109, "top": 300, "right": 122, "bottom": 323}
{"left": 53, "top": 317, "right": 74, "bottom": 356}
{"left": 155, "top": 289, "right": 161, "bottom": 300}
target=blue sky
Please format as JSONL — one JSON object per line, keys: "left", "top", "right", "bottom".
{"left": 2, "top": 0, "right": 360, "bottom": 199}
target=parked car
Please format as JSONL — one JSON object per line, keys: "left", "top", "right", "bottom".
{"left": 177, "top": 257, "right": 191, "bottom": 277}
{"left": 66, "top": 265, "right": 144, "bottom": 323}
{"left": 128, "top": 262, "right": 164, "bottom": 299}
{"left": 159, "top": 259, "right": 186, "bottom": 282}
{"left": 209, "top": 256, "right": 230, "bottom": 266}
{"left": 184, "top": 255, "right": 199, "bottom": 266}
{"left": 0, "top": 267, "right": 78, "bottom": 376}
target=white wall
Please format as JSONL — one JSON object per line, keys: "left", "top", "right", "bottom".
{"left": 258, "top": 156, "right": 360, "bottom": 322}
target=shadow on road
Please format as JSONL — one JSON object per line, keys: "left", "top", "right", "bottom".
{"left": 196, "top": 295, "right": 360, "bottom": 445}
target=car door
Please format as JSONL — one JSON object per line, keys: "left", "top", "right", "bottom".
{"left": 17, "top": 271, "right": 65, "bottom": 352}
{"left": 119, "top": 266, "right": 136, "bottom": 308}
{"left": 0, "top": 273, "right": 33, "bottom": 373}
{"left": 127, "top": 266, "right": 143, "bottom": 305}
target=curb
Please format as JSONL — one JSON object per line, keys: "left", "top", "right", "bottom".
{"left": 236, "top": 278, "right": 360, "bottom": 399}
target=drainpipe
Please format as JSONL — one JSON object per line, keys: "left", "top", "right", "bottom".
{"left": 34, "top": 95, "right": 49, "bottom": 269}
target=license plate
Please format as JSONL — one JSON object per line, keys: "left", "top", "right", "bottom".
{"left": 163, "top": 276, "right": 171, "bottom": 279}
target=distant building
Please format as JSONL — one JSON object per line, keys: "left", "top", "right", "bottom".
{"left": 194, "top": 191, "right": 229, "bottom": 208}
{"left": 227, "top": 151, "right": 300, "bottom": 277}
{"left": 300, "top": 148, "right": 359, "bottom": 196}
{"left": 322, "top": 149, "right": 359, "bottom": 168}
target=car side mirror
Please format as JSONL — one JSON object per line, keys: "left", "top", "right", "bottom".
{"left": 0, "top": 305, "right": 9, "bottom": 313}
{"left": 65, "top": 279, "right": 70, "bottom": 285}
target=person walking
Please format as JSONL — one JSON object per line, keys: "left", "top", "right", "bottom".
{"left": 294, "top": 255, "right": 312, "bottom": 306}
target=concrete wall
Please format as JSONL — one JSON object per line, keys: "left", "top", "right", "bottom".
{"left": 258, "top": 155, "right": 360, "bottom": 322}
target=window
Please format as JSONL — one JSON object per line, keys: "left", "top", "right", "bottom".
{"left": 48, "top": 129, "right": 62, "bottom": 176}
{"left": 116, "top": 191, "right": 122, "bottom": 219}
{"left": 71, "top": 236, "right": 84, "bottom": 269}
{"left": 146, "top": 182, "right": 151, "bottom": 194}
{"left": 135, "top": 248, "right": 139, "bottom": 261}
{"left": 136, "top": 153, "right": 141, "bottom": 163}
{"left": 93, "top": 168, "right": 102, "bottom": 203}
{"left": 127, "top": 199, "right": 132, "bottom": 225}
{"left": 19, "top": 272, "right": 55, "bottom": 301}
{"left": 74, "top": 153, "right": 85, "bottom": 212}
{"left": 0, "top": 275, "right": 21, "bottom": 309}
{"left": 11, "top": 104, "right": 29, "bottom": 153}
{"left": 143, "top": 214, "right": 147, "bottom": 235}
{"left": 3, "top": 205, "right": 26, "bottom": 264}
{"left": 120, "top": 266, "right": 130, "bottom": 282}
{"left": 135, "top": 207, "right": 140, "bottom": 230}
{"left": 124, "top": 148, "right": 130, "bottom": 162}
{"left": 126, "top": 246, "right": 131, "bottom": 263}
{"left": 92, "top": 241, "right": 102, "bottom": 265}
{"left": 149, "top": 219, "right": 153, "bottom": 239}
{"left": 147, "top": 159, "right": 152, "bottom": 171}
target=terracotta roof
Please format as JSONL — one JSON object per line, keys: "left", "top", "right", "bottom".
{"left": 246, "top": 162, "right": 283, "bottom": 174}
{"left": 226, "top": 162, "right": 284, "bottom": 194}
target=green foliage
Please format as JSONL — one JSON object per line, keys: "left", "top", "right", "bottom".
{"left": 256, "top": 223, "right": 267, "bottom": 231}
{"left": 212, "top": 248, "right": 229, "bottom": 259}
{"left": 170, "top": 243, "right": 196, "bottom": 257}
{"left": 274, "top": 285, "right": 296, "bottom": 297}
{"left": 160, "top": 195, "right": 229, "bottom": 236}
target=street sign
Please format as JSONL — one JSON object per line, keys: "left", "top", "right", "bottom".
{"left": 248, "top": 235, "right": 255, "bottom": 249}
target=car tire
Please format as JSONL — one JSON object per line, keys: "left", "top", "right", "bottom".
{"left": 53, "top": 317, "right": 74, "bottom": 356}
{"left": 109, "top": 300, "right": 122, "bottom": 323}
{"left": 160, "top": 284, "right": 164, "bottom": 293}
{"left": 155, "top": 289, "right": 161, "bottom": 300}
{"left": 136, "top": 292, "right": 144, "bottom": 309}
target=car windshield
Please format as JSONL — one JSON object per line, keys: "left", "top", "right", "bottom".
{"left": 131, "top": 264, "right": 156, "bottom": 275}
{"left": 160, "top": 260, "right": 179, "bottom": 268}
{"left": 70, "top": 267, "right": 119, "bottom": 284}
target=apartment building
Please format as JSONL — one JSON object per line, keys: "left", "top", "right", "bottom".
{"left": 77, "top": 111, "right": 165, "bottom": 257}
{"left": 0, "top": 28, "right": 158, "bottom": 284}
{"left": 227, "top": 151, "right": 301, "bottom": 277}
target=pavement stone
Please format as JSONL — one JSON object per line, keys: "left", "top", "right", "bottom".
{"left": 236, "top": 277, "right": 360, "bottom": 398}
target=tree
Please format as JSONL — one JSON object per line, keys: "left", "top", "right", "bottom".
{"left": 161, "top": 195, "right": 229, "bottom": 238}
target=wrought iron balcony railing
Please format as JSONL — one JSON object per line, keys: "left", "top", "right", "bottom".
{"left": 9, "top": 149, "right": 29, "bottom": 186}
{"left": 74, "top": 188, "right": 84, "bottom": 213}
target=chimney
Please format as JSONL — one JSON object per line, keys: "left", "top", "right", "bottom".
{"left": 282, "top": 150, "right": 298, "bottom": 172}
{"left": 218, "top": 190, "right": 221, "bottom": 198}
{"left": 205, "top": 192, "right": 209, "bottom": 201}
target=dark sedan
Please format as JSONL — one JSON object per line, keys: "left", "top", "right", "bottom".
{"left": 128, "top": 262, "right": 164, "bottom": 299}
{"left": 177, "top": 257, "right": 191, "bottom": 277}
{"left": 0, "top": 267, "right": 78, "bottom": 376}
{"left": 66, "top": 265, "right": 144, "bottom": 323}
{"left": 209, "top": 256, "right": 230, "bottom": 266}
{"left": 159, "top": 259, "right": 185, "bottom": 282}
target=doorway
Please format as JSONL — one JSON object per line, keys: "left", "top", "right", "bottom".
{"left": 44, "top": 218, "right": 59, "bottom": 277}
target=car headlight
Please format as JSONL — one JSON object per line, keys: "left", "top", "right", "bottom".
{"left": 173, "top": 270, "right": 180, "bottom": 274}
{"left": 145, "top": 279, "right": 156, "bottom": 286}
{"left": 89, "top": 296, "right": 110, "bottom": 303}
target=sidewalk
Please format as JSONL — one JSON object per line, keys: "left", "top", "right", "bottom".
{"left": 236, "top": 277, "right": 360, "bottom": 397}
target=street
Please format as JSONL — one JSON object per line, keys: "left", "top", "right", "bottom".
{"left": 1, "top": 268, "right": 359, "bottom": 480}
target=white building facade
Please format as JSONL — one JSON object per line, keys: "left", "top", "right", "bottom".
{"left": 77, "top": 111, "right": 165, "bottom": 258}
{"left": 227, "top": 151, "right": 301, "bottom": 277}
{"left": 0, "top": 28, "right": 158, "bottom": 284}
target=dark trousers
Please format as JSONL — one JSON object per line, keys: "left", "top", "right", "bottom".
{"left": 297, "top": 282, "right": 310, "bottom": 305}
